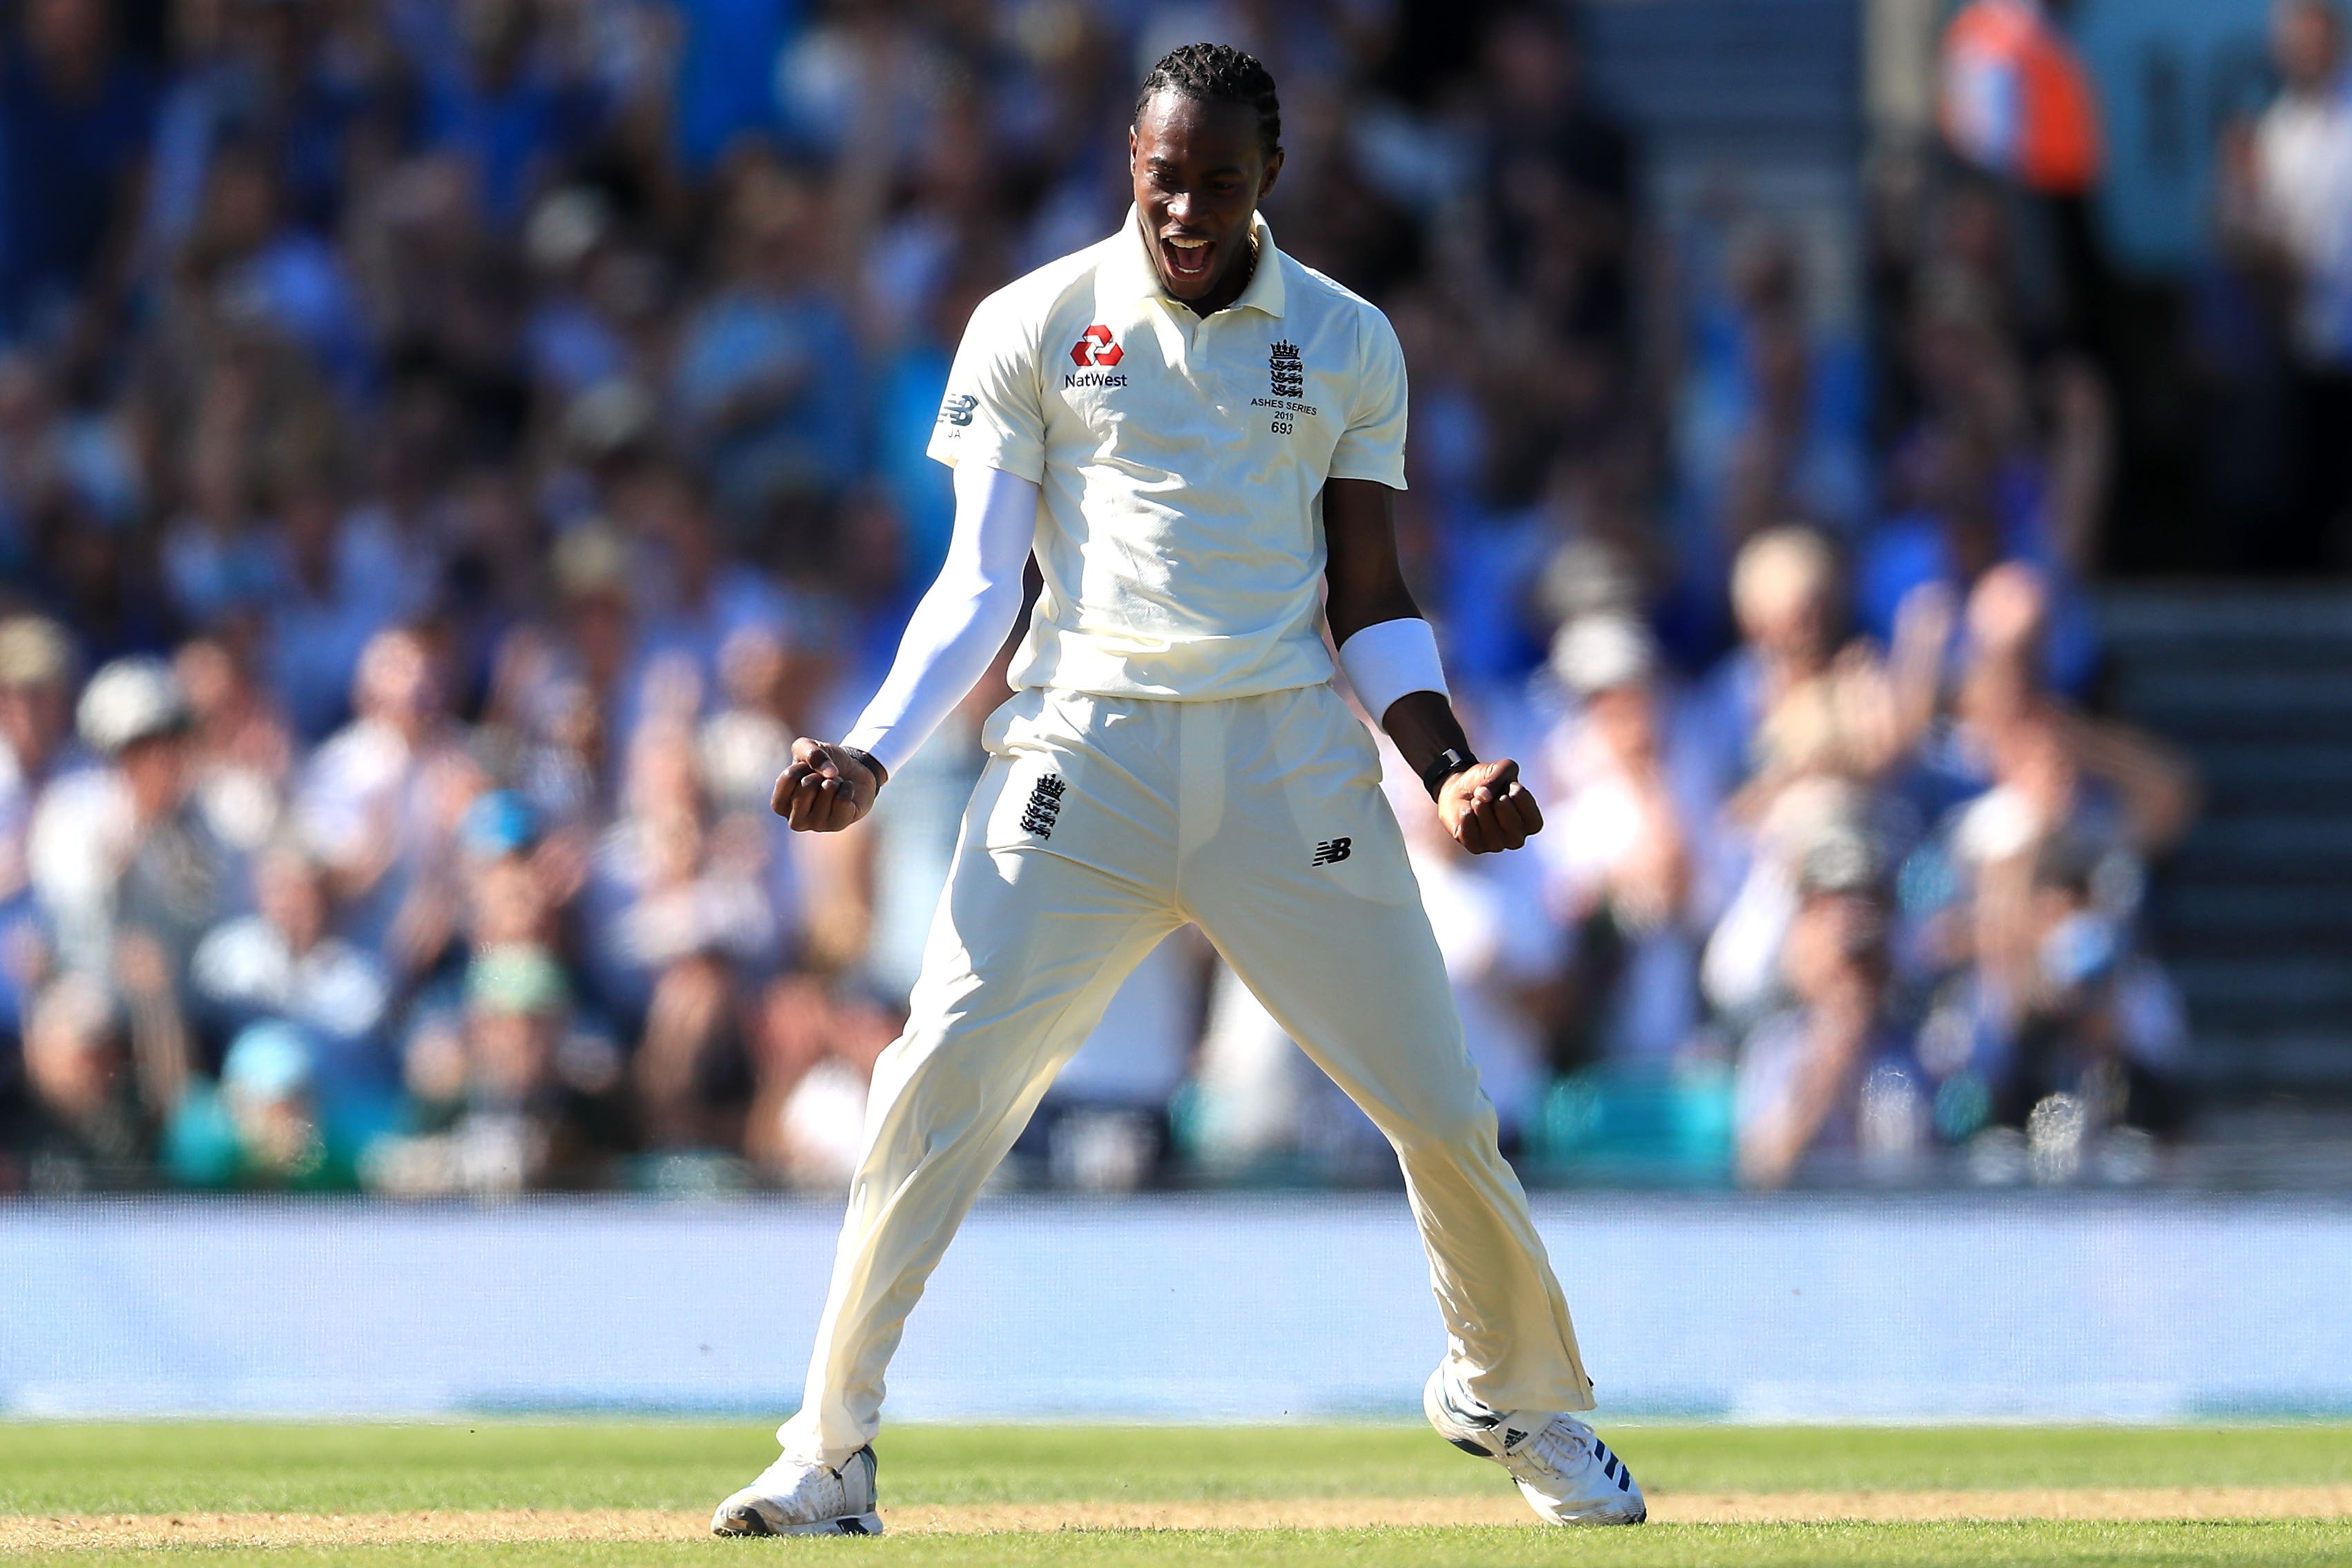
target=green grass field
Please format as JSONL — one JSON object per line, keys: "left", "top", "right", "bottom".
{"left": 5, "top": 1422, "right": 2351, "bottom": 1566}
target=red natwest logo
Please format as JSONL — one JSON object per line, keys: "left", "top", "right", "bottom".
{"left": 1070, "top": 325, "right": 1124, "bottom": 367}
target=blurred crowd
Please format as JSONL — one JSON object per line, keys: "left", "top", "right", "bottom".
{"left": 0, "top": 0, "right": 2223, "bottom": 1197}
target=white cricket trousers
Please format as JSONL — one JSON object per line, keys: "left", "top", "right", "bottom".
{"left": 780, "top": 683, "right": 1594, "bottom": 1464}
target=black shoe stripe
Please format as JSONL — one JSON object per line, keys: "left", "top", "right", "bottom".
{"left": 1440, "top": 1385, "right": 1500, "bottom": 1431}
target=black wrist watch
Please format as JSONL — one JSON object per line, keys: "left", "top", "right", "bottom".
{"left": 839, "top": 745, "right": 887, "bottom": 789}
{"left": 1420, "top": 745, "right": 1477, "bottom": 800}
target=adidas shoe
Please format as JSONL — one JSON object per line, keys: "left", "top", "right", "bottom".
{"left": 710, "top": 1445, "right": 883, "bottom": 1536}
{"left": 1423, "top": 1366, "right": 1646, "bottom": 1525}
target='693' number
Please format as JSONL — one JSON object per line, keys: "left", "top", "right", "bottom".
{"left": 1270, "top": 418, "right": 1293, "bottom": 435}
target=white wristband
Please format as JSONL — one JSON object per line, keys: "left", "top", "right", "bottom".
{"left": 1337, "top": 617, "right": 1449, "bottom": 726}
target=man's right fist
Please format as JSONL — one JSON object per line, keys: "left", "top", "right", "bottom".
{"left": 771, "top": 739, "right": 882, "bottom": 832}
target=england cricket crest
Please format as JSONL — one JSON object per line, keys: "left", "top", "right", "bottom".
{"left": 1268, "top": 339, "right": 1304, "bottom": 399}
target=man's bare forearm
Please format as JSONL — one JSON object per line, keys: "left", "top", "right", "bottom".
{"left": 1378, "top": 689, "right": 1474, "bottom": 788}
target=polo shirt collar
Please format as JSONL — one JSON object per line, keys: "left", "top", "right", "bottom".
{"left": 1114, "top": 204, "right": 1286, "bottom": 318}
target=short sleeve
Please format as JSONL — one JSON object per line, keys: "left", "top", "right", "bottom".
{"left": 1326, "top": 308, "right": 1409, "bottom": 490}
{"left": 925, "top": 291, "right": 1047, "bottom": 481}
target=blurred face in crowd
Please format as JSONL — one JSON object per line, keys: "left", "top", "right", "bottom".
{"left": 1784, "top": 887, "right": 1889, "bottom": 1003}
{"left": 1586, "top": 683, "right": 1658, "bottom": 769}
{"left": 0, "top": 675, "right": 70, "bottom": 775}
{"left": 626, "top": 720, "right": 704, "bottom": 822}
{"left": 1965, "top": 562, "right": 2049, "bottom": 675}
{"left": 173, "top": 639, "right": 235, "bottom": 726}
{"left": 1994, "top": 722, "right": 2080, "bottom": 827}
{"left": 1734, "top": 536, "right": 1837, "bottom": 675}
{"left": 24, "top": 0, "right": 110, "bottom": 88}
{"left": 569, "top": 582, "right": 631, "bottom": 685}
{"left": 353, "top": 630, "right": 441, "bottom": 735}
{"left": 256, "top": 846, "right": 330, "bottom": 954}
{"left": 637, "top": 472, "right": 717, "bottom": 585}
{"left": 467, "top": 854, "right": 555, "bottom": 947}
{"left": 278, "top": 484, "right": 343, "bottom": 589}
{"left": 2275, "top": 0, "right": 2346, "bottom": 93}
{"left": 0, "top": 355, "right": 49, "bottom": 442}
{"left": 1130, "top": 93, "right": 1282, "bottom": 311}
{"left": 724, "top": 172, "right": 818, "bottom": 294}
{"left": 718, "top": 629, "right": 787, "bottom": 715}
{"left": 459, "top": 0, "right": 532, "bottom": 78}
{"left": 1485, "top": 12, "right": 1578, "bottom": 122}
{"left": 226, "top": 1077, "right": 318, "bottom": 1174}
{"left": 200, "top": 150, "right": 281, "bottom": 262}
{"left": 117, "top": 733, "right": 189, "bottom": 823}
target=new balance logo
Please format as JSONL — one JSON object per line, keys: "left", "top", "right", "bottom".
{"left": 1311, "top": 837, "right": 1351, "bottom": 867}
{"left": 936, "top": 392, "right": 977, "bottom": 427}
{"left": 1019, "top": 774, "right": 1067, "bottom": 838}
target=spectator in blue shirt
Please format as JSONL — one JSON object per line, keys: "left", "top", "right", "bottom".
{"left": 0, "top": 0, "right": 159, "bottom": 345}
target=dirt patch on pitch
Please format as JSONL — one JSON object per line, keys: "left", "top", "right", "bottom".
{"left": 6, "top": 1488, "right": 2351, "bottom": 1549}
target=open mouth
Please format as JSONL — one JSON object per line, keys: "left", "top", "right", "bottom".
{"left": 1160, "top": 235, "right": 1214, "bottom": 286}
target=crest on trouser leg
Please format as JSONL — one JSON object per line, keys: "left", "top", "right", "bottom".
{"left": 1019, "top": 774, "right": 1066, "bottom": 838}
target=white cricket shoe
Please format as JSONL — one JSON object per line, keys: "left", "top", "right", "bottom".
{"left": 710, "top": 1445, "right": 883, "bottom": 1536}
{"left": 1423, "top": 1366, "right": 1647, "bottom": 1525}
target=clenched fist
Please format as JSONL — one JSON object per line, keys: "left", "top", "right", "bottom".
{"left": 1437, "top": 758, "right": 1543, "bottom": 854}
{"left": 771, "top": 739, "right": 883, "bottom": 833}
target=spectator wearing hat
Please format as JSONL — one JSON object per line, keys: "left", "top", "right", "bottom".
{"left": 1536, "top": 615, "right": 1704, "bottom": 1068}
{"left": 164, "top": 1018, "right": 356, "bottom": 1190}
{"left": 29, "top": 659, "right": 226, "bottom": 1036}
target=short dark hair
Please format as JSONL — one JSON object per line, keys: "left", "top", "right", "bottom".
{"left": 1133, "top": 42, "right": 1281, "bottom": 157}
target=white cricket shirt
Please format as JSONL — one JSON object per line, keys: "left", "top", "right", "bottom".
{"left": 927, "top": 205, "right": 1409, "bottom": 700}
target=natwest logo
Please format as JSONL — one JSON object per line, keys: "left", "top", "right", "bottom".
{"left": 1070, "top": 325, "right": 1124, "bottom": 367}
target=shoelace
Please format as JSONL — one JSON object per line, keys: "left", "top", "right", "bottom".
{"left": 1512, "top": 1416, "right": 1597, "bottom": 1479}
{"left": 758, "top": 1460, "right": 847, "bottom": 1513}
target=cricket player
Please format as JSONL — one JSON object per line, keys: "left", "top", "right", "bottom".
{"left": 713, "top": 43, "right": 1645, "bottom": 1535}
